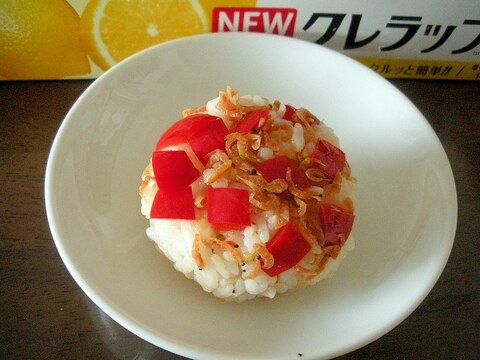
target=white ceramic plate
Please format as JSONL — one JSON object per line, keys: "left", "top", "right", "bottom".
{"left": 45, "top": 33, "right": 457, "bottom": 360}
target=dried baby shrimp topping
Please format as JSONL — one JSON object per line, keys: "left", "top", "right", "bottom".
{"left": 285, "top": 168, "right": 321, "bottom": 202}
{"left": 237, "top": 173, "right": 287, "bottom": 194}
{"left": 305, "top": 167, "right": 330, "bottom": 185}
{"left": 255, "top": 244, "right": 274, "bottom": 270}
{"left": 193, "top": 234, "right": 244, "bottom": 269}
{"left": 226, "top": 133, "right": 262, "bottom": 164}
{"left": 216, "top": 86, "right": 271, "bottom": 125}
{"left": 249, "top": 191, "right": 282, "bottom": 213}
{"left": 139, "top": 163, "right": 154, "bottom": 197}
{"left": 294, "top": 218, "right": 319, "bottom": 249}
{"left": 203, "top": 150, "right": 233, "bottom": 185}
{"left": 242, "top": 244, "right": 275, "bottom": 280}
{"left": 225, "top": 133, "right": 257, "bottom": 173}
{"left": 182, "top": 104, "right": 207, "bottom": 117}
{"left": 290, "top": 197, "right": 307, "bottom": 218}
{"left": 295, "top": 253, "right": 330, "bottom": 280}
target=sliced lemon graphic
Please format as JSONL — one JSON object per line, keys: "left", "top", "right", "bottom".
{"left": 0, "top": 0, "right": 90, "bottom": 80}
{"left": 80, "top": 0, "right": 208, "bottom": 71}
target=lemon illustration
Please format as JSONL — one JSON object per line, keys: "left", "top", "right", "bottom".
{"left": 0, "top": 0, "right": 90, "bottom": 80}
{"left": 80, "top": 0, "right": 209, "bottom": 71}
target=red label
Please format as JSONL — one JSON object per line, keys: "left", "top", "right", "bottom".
{"left": 212, "top": 7, "right": 297, "bottom": 36}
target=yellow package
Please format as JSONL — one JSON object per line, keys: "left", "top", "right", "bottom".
{"left": 1, "top": 0, "right": 479, "bottom": 80}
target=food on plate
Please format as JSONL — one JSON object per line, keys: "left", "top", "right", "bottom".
{"left": 139, "top": 87, "right": 356, "bottom": 301}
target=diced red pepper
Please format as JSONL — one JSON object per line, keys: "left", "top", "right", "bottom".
{"left": 255, "top": 155, "right": 310, "bottom": 189}
{"left": 150, "top": 186, "right": 196, "bottom": 220}
{"left": 155, "top": 114, "right": 229, "bottom": 164}
{"left": 207, "top": 187, "right": 251, "bottom": 231}
{"left": 156, "top": 114, "right": 220, "bottom": 150}
{"left": 311, "top": 139, "right": 346, "bottom": 179}
{"left": 188, "top": 118, "right": 229, "bottom": 164}
{"left": 263, "top": 222, "right": 312, "bottom": 277}
{"left": 152, "top": 150, "right": 200, "bottom": 190}
{"left": 234, "top": 109, "right": 270, "bottom": 134}
{"left": 283, "top": 104, "right": 296, "bottom": 121}
{"left": 319, "top": 204, "right": 355, "bottom": 246}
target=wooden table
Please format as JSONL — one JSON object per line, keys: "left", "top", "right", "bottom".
{"left": 1, "top": 79, "right": 478, "bottom": 359}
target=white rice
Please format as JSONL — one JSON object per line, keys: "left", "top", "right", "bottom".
{"left": 146, "top": 218, "right": 354, "bottom": 301}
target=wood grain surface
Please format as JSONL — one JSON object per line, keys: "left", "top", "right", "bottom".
{"left": 0, "top": 79, "right": 478, "bottom": 359}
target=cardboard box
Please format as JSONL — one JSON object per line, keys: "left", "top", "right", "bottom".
{"left": 1, "top": 0, "right": 479, "bottom": 80}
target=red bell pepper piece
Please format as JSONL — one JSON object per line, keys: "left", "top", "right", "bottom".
{"left": 234, "top": 109, "right": 270, "bottom": 134}
{"left": 311, "top": 140, "right": 346, "bottom": 179}
{"left": 150, "top": 186, "right": 196, "bottom": 220}
{"left": 207, "top": 187, "right": 251, "bottom": 231}
{"left": 319, "top": 204, "right": 355, "bottom": 246}
{"left": 255, "top": 155, "right": 310, "bottom": 189}
{"left": 155, "top": 114, "right": 229, "bottom": 164}
{"left": 156, "top": 113, "right": 221, "bottom": 150}
{"left": 263, "top": 222, "right": 312, "bottom": 277}
{"left": 188, "top": 117, "right": 229, "bottom": 164}
{"left": 283, "top": 104, "right": 296, "bottom": 121}
{"left": 152, "top": 150, "right": 200, "bottom": 190}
